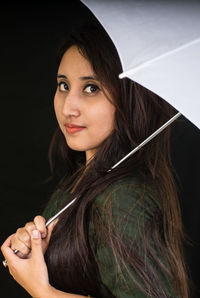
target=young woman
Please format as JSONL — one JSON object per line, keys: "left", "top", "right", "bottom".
{"left": 1, "top": 21, "right": 189, "bottom": 297}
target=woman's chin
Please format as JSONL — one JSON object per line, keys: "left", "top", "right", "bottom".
{"left": 66, "top": 141, "right": 86, "bottom": 152}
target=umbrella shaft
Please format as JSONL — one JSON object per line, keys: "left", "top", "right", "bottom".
{"left": 44, "top": 112, "right": 182, "bottom": 226}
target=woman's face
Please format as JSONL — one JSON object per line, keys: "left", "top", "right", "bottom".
{"left": 54, "top": 46, "right": 115, "bottom": 161}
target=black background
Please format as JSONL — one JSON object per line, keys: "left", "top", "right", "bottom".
{"left": 0, "top": 1, "right": 200, "bottom": 297}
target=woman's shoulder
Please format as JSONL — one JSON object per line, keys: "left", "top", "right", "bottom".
{"left": 42, "top": 189, "right": 70, "bottom": 220}
{"left": 93, "top": 175, "right": 158, "bottom": 219}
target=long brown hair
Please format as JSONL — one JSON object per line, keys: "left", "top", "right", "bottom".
{"left": 45, "top": 21, "right": 189, "bottom": 297}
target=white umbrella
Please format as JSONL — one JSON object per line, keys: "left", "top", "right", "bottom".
{"left": 81, "top": 0, "right": 200, "bottom": 130}
{"left": 4, "top": 0, "right": 200, "bottom": 263}
{"left": 44, "top": 0, "right": 200, "bottom": 224}
{"left": 43, "top": 0, "right": 200, "bottom": 223}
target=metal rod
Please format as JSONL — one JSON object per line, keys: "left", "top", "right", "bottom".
{"left": 7, "top": 111, "right": 181, "bottom": 260}
{"left": 45, "top": 198, "right": 76, "bottom": 226}
{"left": 42, "top": 112, "right": 182, "bottom": 224}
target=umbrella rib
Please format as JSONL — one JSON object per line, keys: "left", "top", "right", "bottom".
{"left": 44, "top": 112, "right": 181, "bottom": 226}
{"left": 119, "top": 38, "right": 200, "bottom": 78}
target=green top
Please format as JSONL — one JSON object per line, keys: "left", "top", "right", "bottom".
{"left": 43, "top": 177, "right": 176, "bottom": 298}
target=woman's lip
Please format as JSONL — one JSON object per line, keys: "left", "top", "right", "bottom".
{"left": 65, "top": 123, "right": 85, "bottom": 128}
{"left": 65, "top": 123, "right": 85, "bottom": 134}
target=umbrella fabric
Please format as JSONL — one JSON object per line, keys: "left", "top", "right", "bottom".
{"left": 81, "top": 0, "right": 200, "bottom": 130}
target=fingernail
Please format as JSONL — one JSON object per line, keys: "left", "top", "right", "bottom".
{"left": 41, "top": 232, "right": 46, "bottom": 238}
{"left": 32, "top": 230, "right": 40, "bottom": 239}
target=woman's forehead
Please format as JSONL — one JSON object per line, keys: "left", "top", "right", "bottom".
{"left": 58, "top": 46, "right": 96, "bottom": 79}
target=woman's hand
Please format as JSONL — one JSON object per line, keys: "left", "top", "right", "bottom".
{"left": 1, "top": 229, "right": 87, "bottom": 298}
{"left": 1, "top": 230, "right": 53, "bottom": 298}
{"left": 10, "top": 215, "right": 56, "bottom": 258}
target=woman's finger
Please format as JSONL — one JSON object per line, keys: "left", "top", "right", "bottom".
{"left": 1, "top": 234, "right": 18, "bottom": 266}
{"left": 24, "top": 222, "right": 37, "bottom": 236}
{"left": 30, "top": 230, "right": 43, "bottom": 260}
{"left": 10, "top": 228, "right": 31, "bottom": 258}
{"left": 33, "top": 216, "right": 47, "bottom": 239}
{"left": 11, "top": 234, "right": 30, "bottom": 257}
{"left": 14, "top": 228, "right": 31, "bottom": 249}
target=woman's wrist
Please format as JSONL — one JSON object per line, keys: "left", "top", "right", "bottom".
{"left": 33, "top": 284, "right": 54, "bottom": 298}
{"left": 37, "top": 284, "right": 87, "bottom": 298}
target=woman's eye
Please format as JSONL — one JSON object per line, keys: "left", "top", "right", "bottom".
{"left": 84, "top": 84, "right": 99, "bottom": 94}
{"left": 58, "top": 81, "right": 69, "bottom": 92}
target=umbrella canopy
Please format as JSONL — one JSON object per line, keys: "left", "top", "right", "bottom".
{"left": 81, "top": 0, "right": 200, "bottom": 130}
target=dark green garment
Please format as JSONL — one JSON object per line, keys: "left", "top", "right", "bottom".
{"left": 43, "top": 177, "right": 176, "bottom": 297}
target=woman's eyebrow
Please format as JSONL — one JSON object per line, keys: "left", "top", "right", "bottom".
{"left": 57, "top": 74, "right": 98, "bottom": 80}
{"left": 57, "top": 74, "right": 67, "bottom": 79}
{"left": 79, "top": 75, "right": 98, "bottom": 81}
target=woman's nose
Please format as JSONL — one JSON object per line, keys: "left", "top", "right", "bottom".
{"left": 62, "top": 93, "right": 80, "bottom": 118}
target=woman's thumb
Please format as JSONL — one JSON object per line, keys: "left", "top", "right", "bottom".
{"left": 31, "top": 230, "right": 43, "bottom": 259}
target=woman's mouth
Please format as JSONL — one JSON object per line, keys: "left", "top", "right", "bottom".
{"left": 65, "top": 123, "right": 86, "bottom": 134}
